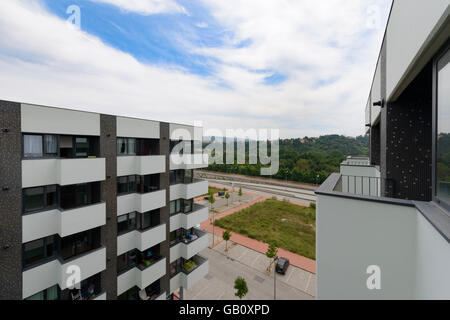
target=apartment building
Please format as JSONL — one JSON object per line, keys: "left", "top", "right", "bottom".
{"left": 316, "top": 0, "right": 450, "bottom": 299}
{"left": 0, "top": 101, "right": 209, "bottom": 300}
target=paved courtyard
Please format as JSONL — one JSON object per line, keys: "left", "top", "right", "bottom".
{"left": 184, "top": 238, "right": 315, "bottom": 300}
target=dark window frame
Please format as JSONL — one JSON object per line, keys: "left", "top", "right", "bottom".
{"left": 24, "top": 285, "right": 60, "bottom": 300}
{"left": 22, "top": 185, "right": 59, "bottom": 215}
{"left": 432, "top": 41, "right": 450, "bottom": 211}
{"left": 22, "top": 133, "right": 60, "bottom": 159}
{"left": 117, "top": 212, "right": 137, "bottom": 235}
{"left": 22, "top": 235, "right": 57, "bottom": 270}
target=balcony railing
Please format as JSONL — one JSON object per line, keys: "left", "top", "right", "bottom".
{"left": 169, "top": 254, "right": 209, "bottom": 293}
{"left": 170, "top": 229, "right": 208, "bottom": 262}
{"left": 170, "top": 204, "right": 208, "bottom": 232}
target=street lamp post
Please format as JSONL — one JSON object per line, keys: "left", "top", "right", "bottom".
{"left": 273, "top": 256, "right": 278, "bottom": 300}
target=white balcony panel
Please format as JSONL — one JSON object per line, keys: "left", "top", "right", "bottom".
{"left": 116, "top": 117, "right": 159, "bottom": 139}
{"left": 22, "top": 209, "right": 59, "bottom": 243}
{"left": 117, "top": 224, "right": 167, "bottom": 256}
{"left": 59, "top": 247, "right": 106, "bottom": 290}
{"left": 183, "top": 257, "right": 209, "bottom": 290}
{"left": 59, "top": 203, "right": 106, "bottom": 237}
{"left": 117, "top": 155, "right": 165, "bottom": 176}
{"left": 93, "top": 292, "right": 107, "bottom": 300}
{"left": 117, "top": 258, "right": 166, "bottom": 295}
{"left": 22, "top": 158, "right": 106, "bottom": 188}
{"left": 21, "top": 103, "right": 100, "bottom": 136}
{"left": 22, "top": 203, "right": 106, "bottom": 243}
{"left": 170, "top": 205, "right": 209, "bottom": 232}
{"left": 58, "top": 158, "right": 105, "bottom": 186}
{"left": 138, "top": 258, "right": 166, "bottom": 289}
{"left": 23, "top": 247, "right": 106, "bottom": 299}
{"left": 169, "top": 123, "right": 202, "bottom": 141}
{"left": 117, "top": 190, "right": 166, "bottom": 216}
{"left": 170, "top": 154, "right": 209, "bottom": 170}
{"left": 170, "top": 180, "right": 208, "bottom": 201}
{"left": 169, "top": 256, "right": 209, "bottom": 293}
{"left": 170, "top": 231, "right": 208, "bottom": 263}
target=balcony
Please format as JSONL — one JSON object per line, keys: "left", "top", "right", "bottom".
{"left": 22, "top": 202, "right": 106, "bottom": 243}
{"left": 170, "top": 153, "right": 209, "bottom": 170}
{"left": 117, "top": 256, "right": 166, "bottom": 295}
{"left": 22, "top": 158, "right": 105, "bottom": 188}
{"left": 170, "top": 179, "right": 208, "bottom": 201}
{"left": 170, "top": 229, "right": 208, "bottom": 262}
{"left": 117, "top": 155, "right": 165, "bottom": 176}
{"left": 316, "top": 173, "right": 450, "bottom": 299}
{"left": 117, "top": 223, "right": 166, "bottom": 255}
{"left": 117, "top": 189, "right": 166, "bottom": 215}
{"left": 338, "top": 157, "right": 381, "bottom": 197}
{"left": 22, "top": 247, "right": 106, "bottom": 299}
{"left": 169, "top": 255, "right": 209, "bottom": 293}
{"left": 170, "top": 204, "right": 209, "bottom": 232}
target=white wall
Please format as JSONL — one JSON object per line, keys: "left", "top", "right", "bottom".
{"left": 22, "top": 158, "right": 105, "bottom": 188}
{"left": 170, "top": 180, "right": 208, "bottom": 201}
{"left": 317, "top": 193, "right": 450, "bottom": 299}
{"left": 116, "top": 116, "right": 159, "bottom": 139}
{"left": 117, "top": 224, "right": 166, "bottom": 255}
{"left": 117, "top": 190, "right": 166, "bottom": 215}
{"left": 169, "top": 123, "right": 203, "bottom": 141}
{"left": 386, "top": 0, "right": 450, "bottom": 100}
{"left": 317, "top": 194, "right": 417, "bottom": 299}
{"left": 21, "top": 104, "right": 100, "bottom": 135}
{"left": 117, "top": 155, "right": 165, "bottom": 176}
{"left": 22, "top": 203, "right": 106, "bottom": 242}
{"left": 414, "top": 212, "right": 450, "bottom": 299}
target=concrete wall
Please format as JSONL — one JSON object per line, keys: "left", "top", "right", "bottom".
{"left": 317, "top": 194, "right": 417, "bottom": 299}
{"left": 317, "top": 192, "right": 450, "bottom": 299}
{"left": 386, "top": 0, "right": 450, "bottom": 100}
{"left": 0, "top": 101, "right": 22, "bottom": 300}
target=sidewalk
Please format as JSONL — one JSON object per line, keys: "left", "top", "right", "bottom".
{"left": 200, "top": 193, "right": 316, "bottom": 274}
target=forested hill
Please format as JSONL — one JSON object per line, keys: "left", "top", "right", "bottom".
{"left": 205, "top": 135, "right": 369, "bottom": 185}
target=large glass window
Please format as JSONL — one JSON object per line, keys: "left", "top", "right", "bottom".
{"left": 23, "top": 236, "right": 56, "bottom": 268}
{"left": 25, "top": 285, "right": 59, "bottom": 300}
{"left": 59, "top": 228, "right": 101, "bottom": 261}
{"left": 23, "top": 135, "right": 43, "bottom": 158}
{"left": 117, "top": 212, "right": 137, "bottom": 235}
{"left": 437, "top": 48, "right": 450, "bottom": 206}
{"left": 23, "top": 185, "right": 58, "bottom": 214}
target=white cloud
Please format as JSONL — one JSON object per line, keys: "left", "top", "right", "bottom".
{"left": 0, "top": 0, "right": 391, "bottom": 138}
{"left": 90, "top": 0, "right": 187, "bottom": 15}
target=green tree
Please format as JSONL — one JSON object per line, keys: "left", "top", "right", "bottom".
{"left": 225, "top": 192, "right": 230, "bottom": 206}
{"left": 265, "top": 243, "right": 278, "bottom": 273}
{"left": 209, "top": 193, "right": 215, "bottom": 210}
{"left": 234, "top": 277, "right": 248, "bottom": 299}
{"left": 223, "top": 230, "right": 231, "bottom": 251}
{"left": 238, "top": 187, "right": 243, "bottom": 203}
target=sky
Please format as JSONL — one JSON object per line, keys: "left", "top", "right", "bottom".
{"left": 0, "top": 0, "right": 391, "bottom": 138}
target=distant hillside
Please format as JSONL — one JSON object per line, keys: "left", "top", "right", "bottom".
{"left": 205, "top": 135, "right": 369, "bottom": 185}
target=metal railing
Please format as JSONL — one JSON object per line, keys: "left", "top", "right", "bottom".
{"left": 340, "top": 175, "right": 381, "bottom": 197}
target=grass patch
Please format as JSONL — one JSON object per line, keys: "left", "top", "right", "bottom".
{"left": 214, "top": 199, "right": 316, "bottom": 259}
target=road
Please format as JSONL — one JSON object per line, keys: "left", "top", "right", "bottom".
{"left": 184, "top": 247, "right": 314, "bottom": 300}
{"left": 206, "top": 178, "right": 316, "bottom": 206}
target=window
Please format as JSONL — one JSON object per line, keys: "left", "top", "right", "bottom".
{"left": 75, "top": 137, "right": 89, "bottom": 157}
{"left": 23, "top": 135, "right": 43, "bottom": 158}
{"left": 117, "top": 138, "right": 137, "bottom": 156}
{"left": 59, "top": 182, "right": 100, "bottom": 210}
{"left": 59, "top": 228, "right": 101, "bottom": 260}
{"left": 23, "top": 185, "right": 58, "bottom": 214}
{"left": 118, "top": 175, "right": 159, "bottom": 195}
{"left": 23, "top": 134, "right": 59, "bottom": 158}
{"left": 117, "top": 176, "right": 129, "bottom": 195}
{"left": 117, "top": 212, "right": 137, "bottom": 235}
{"left": 170, "top": 199, "right": 193, "bottom": 215}
{"left": 25, "top": 285, "right": 59, "bottom": 300}
{"left": 23, "top": 236, "right": 56, "bottom": 268}
{"left": 436, "top": 47, "right": 450, "bottom": 206}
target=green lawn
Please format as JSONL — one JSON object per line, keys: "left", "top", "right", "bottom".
{"left": 214, "top": 199, "right": 316, "bottom": 260}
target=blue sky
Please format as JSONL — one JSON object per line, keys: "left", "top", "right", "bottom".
{"left": 0, "top": 0, "right": 392, "bottom": 138}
